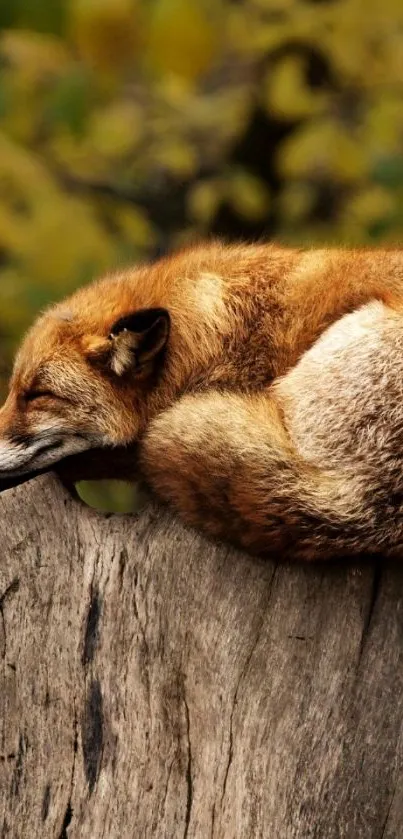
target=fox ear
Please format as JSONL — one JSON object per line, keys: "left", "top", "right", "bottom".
{"left": 108, "top": 308, "right": 170, "bottom": 376}
{"left": 82, "top": 308, "right": 170, "bottom": 376}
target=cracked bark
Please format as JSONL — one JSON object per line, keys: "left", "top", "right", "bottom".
{"left": 1, "top": 475, "right": 403, "bottom": 838}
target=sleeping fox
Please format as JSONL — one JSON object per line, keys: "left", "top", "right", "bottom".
{"left": 1, "top": 240, "right": 403, "bottom": 561}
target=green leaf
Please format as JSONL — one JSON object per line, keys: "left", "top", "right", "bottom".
{"left": 45, "top": 68, "right": 93, "bottom": 135}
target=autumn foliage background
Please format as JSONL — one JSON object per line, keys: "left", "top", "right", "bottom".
{"left": 0, "top": 0, "right": 402, "bottom": 506}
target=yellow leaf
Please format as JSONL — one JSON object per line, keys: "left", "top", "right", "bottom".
{"left": 146, "top": 0, "right": 220, "bottom": 83}
{"left": 0, "top": 268, "right": 34, "bottom": 337}
{"left": 153, "top": 139, "right": 198, "bottom": 177}
{"left": 49, "top": 129, "right": 110, "bottom": 181}
{"left": 188, "top": 179, "right": 224, "bottom": 224}
{"left": 227, "top": 171, "right": 270, "bottom": 221}
{"left": 69, "top": 0, "right": 141, "bottom": 74}
{"left": 279, "top": 120, "right": 369, "bottom": 182}
{"left": 115, "top": 205, "right": 156, "bottom": 248}
{"left": 343, "top": 186, "right": 396, "bottom": 224}
{"left": 278, "top": 183, "right": 315, "bottom": 223}
{"left": 364, "top": 95, "right": 403, "bottom": 156}
{"left": 263, "top": 56, "right": 327, "bottom": 120}
{"left": 227, "top": 8, "right": 286, "bottom": 57}
{"left": 15, "top": 193, "right": 114, "bottom": 286}
{"left": 88, "top": 102, "right": 143, "bottom": 158}
{"left": 0, "top": 30, "right": 69, "bottom": 80}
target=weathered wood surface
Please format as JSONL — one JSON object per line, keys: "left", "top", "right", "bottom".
{"left": 1, "top": 475, "right": 403, "bottom": 839}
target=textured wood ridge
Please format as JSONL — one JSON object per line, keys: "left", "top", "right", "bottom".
{"left": 1, "top": 475, "right": 403, "bottom": 838}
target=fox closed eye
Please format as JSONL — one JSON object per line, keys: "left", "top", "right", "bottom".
{"left": 24, "top": 390, "right": 58, "bottom": 403}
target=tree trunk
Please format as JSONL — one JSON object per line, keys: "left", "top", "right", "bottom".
{"left": 1, "top": 475, "right": 403, "bottom": 838}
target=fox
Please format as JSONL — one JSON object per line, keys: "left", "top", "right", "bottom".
{"left": 1, "top": 240, "right": 403, "bottom": 561}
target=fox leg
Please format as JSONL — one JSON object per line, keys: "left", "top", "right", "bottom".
{"left": 138, "top": 389, "right": 374, "bottom": 561}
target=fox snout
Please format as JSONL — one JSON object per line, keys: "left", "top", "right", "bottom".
{"left": 0, "top": 431, "right": 62, "bottom": 473}
{"left": 0, "top": 395, "right": 91, "bottom": 491}
{"left": 0, "top": 428, "right": 93, "bottom": 490}
{"left": 0, "top": 432, "right": 52, "bottom": 491}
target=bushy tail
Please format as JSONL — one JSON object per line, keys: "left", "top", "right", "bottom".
{"left": 140, "top": 391, "right": 377, "bottom": 561}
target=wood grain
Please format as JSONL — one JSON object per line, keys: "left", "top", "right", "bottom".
{"left": 1, "top": 475, "right": 403, "bottom": 838}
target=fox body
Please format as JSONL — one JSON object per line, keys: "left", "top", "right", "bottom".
{"left": 1, "top": 241, "right": 403, "bottom": 560}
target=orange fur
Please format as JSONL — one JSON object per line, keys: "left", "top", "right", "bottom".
{"left": 2, "top": 241, "right": 403, "bottom": 559}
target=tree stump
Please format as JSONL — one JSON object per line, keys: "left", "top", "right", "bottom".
{"left": 1, "top": 475, "right": 403, "bottom": 838}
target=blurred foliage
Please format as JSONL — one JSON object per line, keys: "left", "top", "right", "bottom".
{"left": 75, "top": 478, "right": 149, "bottom": 513}
{"left": 0, "top": 0, "right": 402, "bottom": 507}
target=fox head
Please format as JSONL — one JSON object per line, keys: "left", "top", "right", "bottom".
{"left": 0, "top": 241, "right": 247, "bottom": 490}
{"left": 0, "top": 274, "right": 171, "bottom": 488}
